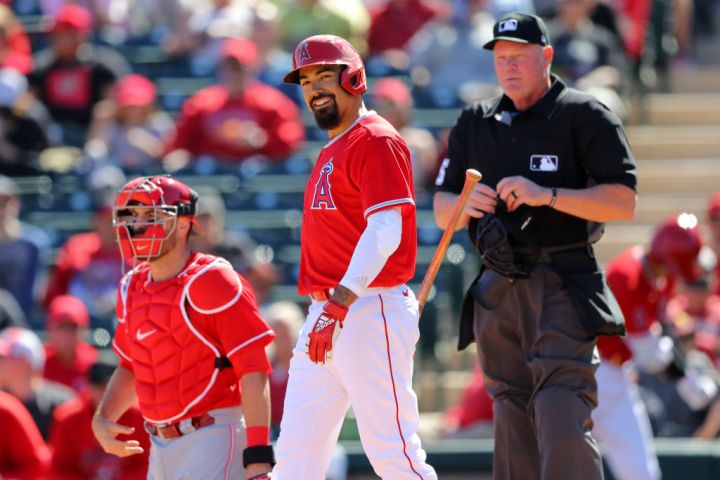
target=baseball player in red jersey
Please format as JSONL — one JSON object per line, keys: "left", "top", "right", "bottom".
{"left": 707, "top": 192, "right": 720, "bottom": 295}
{"left": 91, "top": 176, "right": 276, "bottom": 480}
{"left": 593, "top": 213, "right": 716, "bottom": 480}
{"left": 272, "top": 35, "right": 437, "bottom": 480}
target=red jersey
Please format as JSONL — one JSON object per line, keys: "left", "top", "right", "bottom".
{"left": 367, "top": 0, "right": 439, "bottom": 54}
{"left": 49, "top": 393, "right": 149, "bottom": 480}
{"left": 443, "top": 365, "right": 493, "bottom": 431}
{"left": 112, "top": 252, "right": 275, "bottom": 423}
{"left": 43, "top": 342, "right": 98, "bottom": 393}
{"left": 298, "top": 112, "right": 417, "bottom": 295}
{"left": 165, "top": 83, "right": 304, "bottom": 162}
{"left": 597, "top": 246, "right": 675, "bottom": 364}
{"left": 0, "top": 390, "right": 49, "bottom": 480}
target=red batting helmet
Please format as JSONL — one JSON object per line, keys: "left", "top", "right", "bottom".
{"left": 647, "top": 213, "right": 703, "bottom": 282}
{"left": 283, "top": 35, "right": 367, "bottom": 96}
{"left": 112, "top": 176, "right": 198, "bottom": 262}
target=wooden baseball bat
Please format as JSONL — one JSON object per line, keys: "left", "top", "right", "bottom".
{"left": 417, "top": 169, "right": 483, "bottom": 316}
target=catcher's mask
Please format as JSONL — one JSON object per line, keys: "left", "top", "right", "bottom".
{"left": 112, "top": 176, "right": 198, "bottom": 264}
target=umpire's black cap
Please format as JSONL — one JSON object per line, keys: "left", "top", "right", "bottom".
{"left": 483, "top": 12, "right": 551, "bottom": 50}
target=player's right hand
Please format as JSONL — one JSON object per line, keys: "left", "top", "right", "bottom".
{"left": 307, "top": 299, "right": 349, "bottom": 364}
{"left": 91, "top": 415, "right": 145, "bottom": 458}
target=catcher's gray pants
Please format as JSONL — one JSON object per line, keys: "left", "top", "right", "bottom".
{"left": 147, "top": 406, "right": 246, "bottom": 480}
{"left": 473, "top": 264, "right": 604, "bottom": 480}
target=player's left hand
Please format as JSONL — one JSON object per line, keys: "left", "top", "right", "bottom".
{"left": 307, "top": 299, "right": 349, "bottom": 364}
{"left": 496, "top": 176, "right": 552, "bottom": 212}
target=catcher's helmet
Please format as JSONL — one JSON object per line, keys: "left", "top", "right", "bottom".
{"left": 283, "top": 35, "right": 367, "bottom": 96}
{"left": 647, "top": 213, "right": 702, "bottom": 282}
{"left": 112, "top": 176, "right": 198, "bottom": 262}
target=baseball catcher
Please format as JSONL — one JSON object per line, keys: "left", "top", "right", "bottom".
{"left": 92, "top": 176, "right": 276, "bottom": 480}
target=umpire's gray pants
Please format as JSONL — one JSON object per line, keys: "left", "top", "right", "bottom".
{"left": 474, "top": 264, "right": 603, "bottom": 480}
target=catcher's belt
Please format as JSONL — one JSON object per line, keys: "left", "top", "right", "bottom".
{"left": 145, "top": 412, "right": 215, "bottom": 440}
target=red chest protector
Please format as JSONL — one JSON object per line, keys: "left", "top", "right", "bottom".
{"left": 120, "top": 253, "right": 237, "bottom": 423}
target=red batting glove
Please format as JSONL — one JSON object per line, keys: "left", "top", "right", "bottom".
{"left": 307, "top": 299, "right": 349, "bottom": 364}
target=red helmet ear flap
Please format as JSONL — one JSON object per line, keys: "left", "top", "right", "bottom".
{"left": 339, "top": 63, "right": 367, "bottom": 96}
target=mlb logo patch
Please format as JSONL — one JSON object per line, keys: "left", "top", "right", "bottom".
{"left": 498, "top": 19, "right": 518, "bottom": 32}
{"left": 530, "top": 155, "right": 559, "bottom": 172}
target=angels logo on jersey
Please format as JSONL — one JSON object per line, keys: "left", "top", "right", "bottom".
{"left": 311, "top": 160, "right": 337, "bottom": 210}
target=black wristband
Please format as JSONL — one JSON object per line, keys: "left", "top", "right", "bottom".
{"left": 243, "top": 445, "right": 276, "bottom": 467}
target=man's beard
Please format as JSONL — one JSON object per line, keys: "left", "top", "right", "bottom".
{"left": 311, "top": 95, "right": 341, "bottom": 130}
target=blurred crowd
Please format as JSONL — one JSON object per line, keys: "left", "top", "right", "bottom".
{"left": 0, "top": 0, "right": 715, "bottom": 177}
{"left": 0, "top": 0, "right": 719, "bottom": 477}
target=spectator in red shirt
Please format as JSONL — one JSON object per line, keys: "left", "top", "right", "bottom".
{"left": 164, "top": 37, "right": 304, "bottom": 168}
{"left": 43, "top": 295, "right": 98, "bottom": 393}
{"left": 0, "top": 5, "right": 33, "bottom": 74}
{"left": 44, "top": 205, "right": 127, "bottom": 330}
{"left": 86, "top": 74, "right": 174, "bottom": 172}
{"left": 367, "top": 0, "right": 440, "bottom": 55}
{"left": 439, "top": 364, "right": 494, "bottom": 439}
{"left": 0, "top": 390, "right": 49, "bottom": 480}
{"left": 49, "top": 359, "right": 150, "bottom": 480}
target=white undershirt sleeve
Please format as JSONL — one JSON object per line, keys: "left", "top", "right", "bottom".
{"left": 339, "top": 207, "right": 403, "bottom": 296}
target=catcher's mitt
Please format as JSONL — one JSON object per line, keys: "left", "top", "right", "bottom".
{"left": 473, "top": 213, "right": 532, "bottom": 280}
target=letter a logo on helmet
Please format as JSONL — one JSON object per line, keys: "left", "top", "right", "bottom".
{"left": 283, "top": 35, "right": 367, "bottom": 96}
{"left": 298, "top": 42, "right": 311, "bottom": 63}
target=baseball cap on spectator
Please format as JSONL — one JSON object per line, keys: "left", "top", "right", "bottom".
{"left": 708, "top": 192, "right": 720, "bottom": 219}
{"left": 0, "top": 68, "right": 28, "bottom": 108}
{"left": 48, "top": 5, "right": 93, "bottom": 36}
{"left": 483, "top": 12, "right": 550, "bottom": 50}
{"left": 0, "top": 327, "right": 45, "bottom": 372}
{"left": 372, "top": 78, "right": 413, "bottom": 110}
{"left": 114, "top": 74, "right": 156, "bottom": 108}
{"left": 221, "top": 37, "right": 259, "bottom": 67}
{"left": 47, "top": 295, "right": 89, "bottom": 329}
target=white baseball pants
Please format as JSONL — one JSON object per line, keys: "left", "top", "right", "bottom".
{"left": 273, "top": 285, "right": 437, "bottom": 480}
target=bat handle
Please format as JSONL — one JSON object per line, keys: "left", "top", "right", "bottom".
{"left": 417, "top": 168, "right": 483, "bottom": 315}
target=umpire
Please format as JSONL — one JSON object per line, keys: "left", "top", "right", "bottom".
{"left": 433, "top": 12, "right": 637, "bottom": 480}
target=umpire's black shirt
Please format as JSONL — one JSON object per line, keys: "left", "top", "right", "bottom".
{"left": 435, "top": 76, "right": 637, "bottom": 248}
